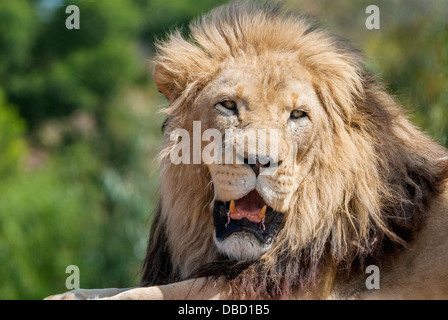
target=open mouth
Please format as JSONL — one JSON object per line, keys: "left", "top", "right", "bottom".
{"left": 213, "top": 190, "right": 284, "bottom": 246}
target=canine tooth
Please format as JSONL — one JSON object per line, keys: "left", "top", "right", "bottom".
{"left": 258, "top": 205, "right": 267, "bottom": 220}
{"left": 229, "top": 200, "right": 236, "bottom": 215}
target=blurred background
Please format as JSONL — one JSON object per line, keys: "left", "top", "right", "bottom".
{"left": 0, "top": 0, "right": 446, "bottom": 299}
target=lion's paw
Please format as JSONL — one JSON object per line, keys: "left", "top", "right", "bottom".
{"left": 44, "top": 290, "right": 98, "bottom": 300}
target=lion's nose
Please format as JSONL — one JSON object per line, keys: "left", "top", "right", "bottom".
{"left": 243, "top": 155, "right": 280, "bottom": 177}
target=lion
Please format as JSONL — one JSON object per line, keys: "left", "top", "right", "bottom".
{"left": 47, "top": 1, "right": 448, "bottom": 300}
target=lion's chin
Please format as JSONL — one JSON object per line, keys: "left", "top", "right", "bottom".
{"left": 214, "top": 232, "right": 271, "bottom": 261}
{"left": 213, "top": 191, "right": 284, "bottom": 261}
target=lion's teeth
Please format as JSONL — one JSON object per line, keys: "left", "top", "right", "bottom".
{"left": 258, "top": 205, "right": 267, "bottom": 220}
{"left": 229, "top": 200, "right": 236, "bottom": 215}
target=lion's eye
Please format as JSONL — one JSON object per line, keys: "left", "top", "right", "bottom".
{"left": 216, "top": 99, "right": 238, "bottom": 116}
{"left": 290, "top": 109, "right": 307, "bottom": 120}
{"left": 219, "top": 100, "right": 237, "bottom": 110}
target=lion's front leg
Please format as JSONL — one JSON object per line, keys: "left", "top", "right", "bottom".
{"left": 45, "top": 288, "right": 132, "bottom": 300}
{"left": 101, "top": 277, "right": 229, "bottom": 300}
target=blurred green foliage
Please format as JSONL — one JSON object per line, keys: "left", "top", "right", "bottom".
{"left": 0, "top": 0, "right": 446, "bottom": 299}
{"left": 0, "top": 89, "right": 27, "bottom": 178}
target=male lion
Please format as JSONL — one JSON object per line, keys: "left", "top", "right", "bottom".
{"left": 48, "top": 1, "right": 448, "bottom": 300}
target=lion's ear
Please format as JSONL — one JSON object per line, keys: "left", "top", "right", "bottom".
{"left": 153, "top": 57, "right": 206, "bottom": 104}
{"left": 153, "top": 63, "right": 176, "bottom": 103}
{"left": 152, "top": 31, "right": 214, "bottom": 105}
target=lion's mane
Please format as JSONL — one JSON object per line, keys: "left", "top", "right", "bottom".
{"left": 141, "top": 1, "right": 448, "bottom": 299}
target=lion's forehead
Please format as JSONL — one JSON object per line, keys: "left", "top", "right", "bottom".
{"left": 206, "top": 66, "right": 319, "bottom": 112}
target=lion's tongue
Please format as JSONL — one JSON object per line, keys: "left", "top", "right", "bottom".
{"left": 229, "top": 190, "right": 267, "bottom": 223}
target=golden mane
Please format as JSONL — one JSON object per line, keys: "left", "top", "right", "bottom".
{"left": 141, "top": 1, "right": 448, "bottom": 299}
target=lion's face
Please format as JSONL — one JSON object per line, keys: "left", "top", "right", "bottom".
{"left": 190, "top": 57, "right": 326, "bottom": 260}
